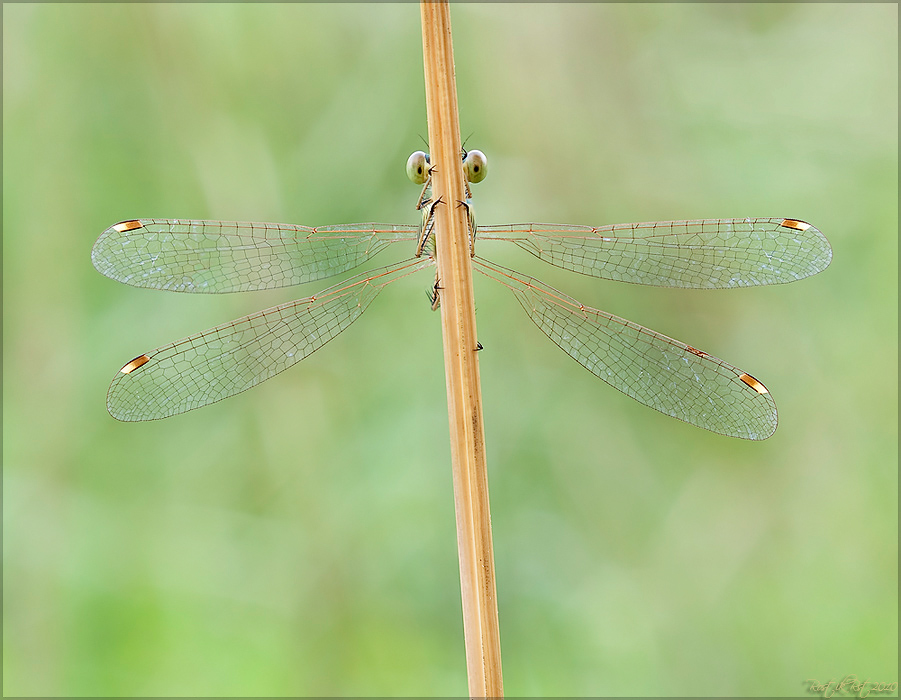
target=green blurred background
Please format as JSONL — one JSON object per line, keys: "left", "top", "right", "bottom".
{"left": 3, "top": 3, "right": 896, "bottom": 696}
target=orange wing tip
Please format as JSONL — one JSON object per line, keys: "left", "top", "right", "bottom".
{"left": 113, "top": 220, "right": 143, "bottom": 232}
{"left": 780, "top": 219, "right": 811, "bottom": 231}
{"left": 739, "top": 373, "right": 769, "bottom": 395}
{"left": 120, "top": 354, "right": 150, "bottom": 374}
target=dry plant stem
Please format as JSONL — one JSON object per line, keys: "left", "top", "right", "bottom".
{"left": 419, "top": 1, "right": 504, "bottom": 697}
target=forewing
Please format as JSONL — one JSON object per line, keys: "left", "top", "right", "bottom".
{"left": 478, "top": 217, "right": 831, "bottom": 288}
{"left": 92, "top": 218, "right": 419, "bottom": 293}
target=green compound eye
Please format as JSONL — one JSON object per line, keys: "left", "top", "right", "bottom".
{"left": 406, "top": 151, "right": 430, "bottom": 184}
{"left": 463, "top": 149, "right": 487, "bottom": 184}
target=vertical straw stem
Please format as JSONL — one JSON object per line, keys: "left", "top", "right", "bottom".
{"left": 419, "top": 2, "right": 504, "bottom": 697}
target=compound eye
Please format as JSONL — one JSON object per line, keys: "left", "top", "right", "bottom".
{"left": 406, "top": 151, "right": 430, "bottom": 184}
{"left": 463, "top": 149, "right": 487, "bottom": 183}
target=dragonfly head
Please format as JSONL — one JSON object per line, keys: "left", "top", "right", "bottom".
{"left": 406, "top": 151, "right": 431, "bottom": 184}
{"left": 463, "top": 148, "right": 487, "bottom": 184}
{"left": 407, "top": 149, "right": 488, "bottom": 186}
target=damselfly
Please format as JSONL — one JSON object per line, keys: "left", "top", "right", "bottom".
{"left": 92, "top": 149, "right": 831, "bottom": 439}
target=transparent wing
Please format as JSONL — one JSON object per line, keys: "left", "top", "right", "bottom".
{"left": 478, "top": 217, "right": 831, "bottom": 289}
{"left": 92, "top": 218, "right": 420, "bottom": 293}
{"left": 475, "top": 258, "right": 778, "bottom": 439}
{"left": 106, "top": 257, "right": 434, "bottom": 421}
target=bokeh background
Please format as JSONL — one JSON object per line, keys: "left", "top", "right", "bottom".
{"left": 3, "top": 3, "right": 896, "bottom": 697}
